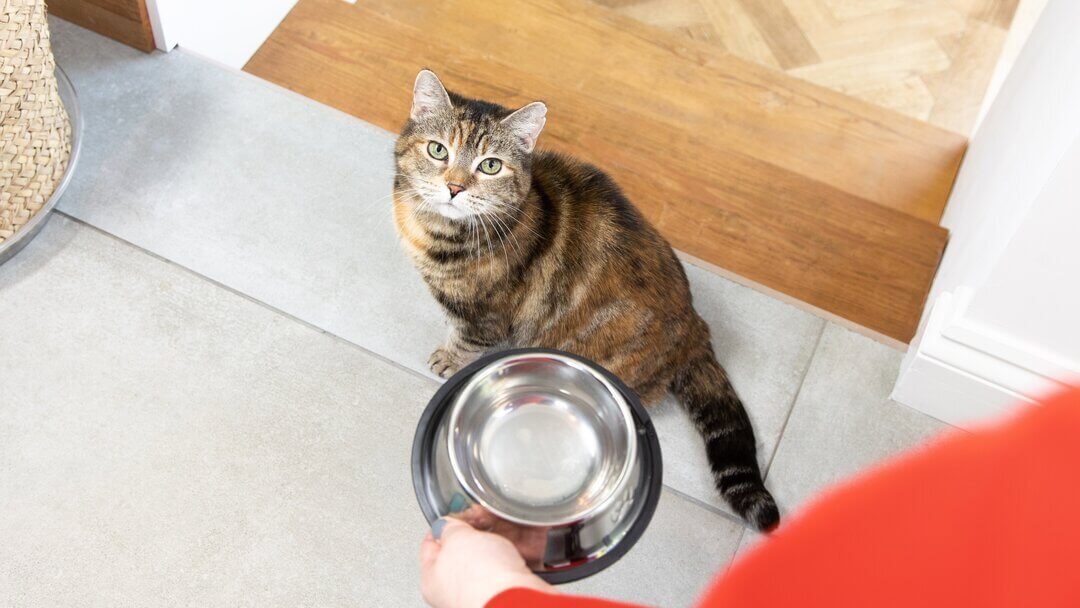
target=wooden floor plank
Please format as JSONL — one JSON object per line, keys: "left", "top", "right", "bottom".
{"left": 971, "top": 0, "right": 1021, "bottom": 28}
{"left": 733, "top": 0, "right": 821, "bottom": 68}
{"left": 840, "top": 75, "right": 936, "bottom": 121}
{"left": 923, "top": 18, "right": 1007, "bottom": 134}
{"left": 789, "top": 41, "right": 951, "bottom": 92}
{"left": 698, "top": 0, "right": 784, "bottom": 68}
{"left": 246, "top": 0, "right": 952, "bottom": 342}
{"left": 48, "top": 0, "right": 155, "bottom": 52}
{"left": 601, "top": 0, "right": 1018, "bottom": 135}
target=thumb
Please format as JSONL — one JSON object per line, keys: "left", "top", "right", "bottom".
{"left": 419, "top": 532, "right": 440, "bottom": 572}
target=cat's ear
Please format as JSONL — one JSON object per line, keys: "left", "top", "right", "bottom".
{"left": 411, "top": 70, "right": 452, "bottom": 121}
{"left": 501, "top": 102, "right": 547, "bottom": 153}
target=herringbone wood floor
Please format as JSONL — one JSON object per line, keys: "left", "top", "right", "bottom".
{"left": 594, "top": 0, "right": 1018, "bottom": 134}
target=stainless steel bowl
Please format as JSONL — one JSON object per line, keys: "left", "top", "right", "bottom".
{"left": 0, "top": 65, "right": 83, "bottom": 266}
{"left": 448, "top": 353, "right": 637, "bottom": 526}
{"left": 412, "top": 349, "right": 663, "bottom": 584}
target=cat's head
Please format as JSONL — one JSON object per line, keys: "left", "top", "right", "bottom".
{"left": 394, "top": 70, "right": 546, "bottom": 221}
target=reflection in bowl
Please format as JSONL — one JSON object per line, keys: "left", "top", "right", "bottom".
{"left": 448, "top": 353, "right": 638, "bottom": 527}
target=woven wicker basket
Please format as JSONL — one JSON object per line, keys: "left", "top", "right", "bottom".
{"left": 0, "top": 0, "right": 71, "bottom": 245}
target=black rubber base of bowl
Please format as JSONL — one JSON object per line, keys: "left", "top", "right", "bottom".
{"left": 411, "top": 348, "right": 663, "bottom": 585}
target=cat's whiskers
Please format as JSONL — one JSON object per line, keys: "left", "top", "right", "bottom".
{"left": 476, "top": 212, "right": 497, "bottom": 264}
{"left": 373, "top": 186, "right": 422, "bottom": 205}
{"left": 471, "top": 217, "right": 484, "bottom": 263}
{"left": 349, "top": 164, "right": 416, "bottom": 181}
{"left": 484, "top": 211, "right": 515, "bottom": 272}
{"left": 473, "top": 195, "right": 544, "bottom": 243}
{"left": 485, "top": 211, "right": 523, "bottom": 262}
{"left": 477, "top": 207, "right": 509, "bottom": 271}
{"left": 390, "top": 176, "right": 451, "bottom": 217}
{"left": 361, "top": 186, "right": 426, "bottom": 223}
{"left": 476, "top": 200, "right": 529, "bottom": 261}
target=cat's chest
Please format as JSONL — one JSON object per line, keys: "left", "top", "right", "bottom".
{"left": 421, "top": 266, "right": 499, "bottom": 300}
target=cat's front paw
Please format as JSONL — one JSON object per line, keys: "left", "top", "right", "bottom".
{"left": 428, "top": 346, "right": 463, "bottom": 379}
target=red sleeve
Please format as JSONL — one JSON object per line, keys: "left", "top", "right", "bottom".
{"left": 489, "top": 388, "right": 1080, "bottom": 608}
{"left": 487, "top": 588, "right": 645, "bottom": 608}
{"left": 696, "top": 386, "right": 1080, "bottom": 608}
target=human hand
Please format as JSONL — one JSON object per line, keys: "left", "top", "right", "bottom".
{"left": 419, "top": 517, "right": 555, "bottom": 608}
{"left": 456, "top": 504, "right": 551, "bottom": 569}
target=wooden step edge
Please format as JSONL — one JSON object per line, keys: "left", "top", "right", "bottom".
{"left": 245, "top": 31, "right": 950, "bottom": 343}
{"left": 679, "top": 249, "right": 912, "bottom": 352}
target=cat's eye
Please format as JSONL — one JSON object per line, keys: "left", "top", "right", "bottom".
{"left": 427, "top": 141, "right": 448, "bottom": 160}
{"left": 478, "top": 158, "right": 502, "bottom": 175}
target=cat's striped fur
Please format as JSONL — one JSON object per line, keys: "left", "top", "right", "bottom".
{"left": 392, "top": 71, "right": 779, "bottom": 531}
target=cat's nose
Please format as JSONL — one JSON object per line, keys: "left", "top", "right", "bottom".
{"left": 447, "top": 183, "right": 465, "bottom": 198}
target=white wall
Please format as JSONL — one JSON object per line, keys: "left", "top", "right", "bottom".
{"left": 975, "top": 0, "right": 1049, "bottom": 130}
{"left": 964, "top": 138, "right": 1080, "bottom": 369}
{"left": 145, "top": 0, "right": 298, "bottom": 68}
{"left": 893, "top": 0, "right": 1080, "bottom": 427}
{"left": 936, "top": 0, "right": 1079, "bottom": 299}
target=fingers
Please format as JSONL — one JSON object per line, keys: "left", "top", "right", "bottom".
{"left": 458, "top": 505, "right": 499, "bottom": 530}
{"left": 418, "top": 534, "right": 441, "bottom": 607}
{"left": 433, "top": 516, "right": 475, "bottom": 544}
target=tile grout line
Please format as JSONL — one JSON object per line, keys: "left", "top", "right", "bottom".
{"left": 725, "top": 323, "right": 831, "bottom": 574}
{"left": 661, "top": 484, "right": 750, "bottom": 529}
{"left": 663, "top": 486, "right": 755, "bottom": 574}
{"left": 762, "top": 321, "right": 828, "bottom": 477}
{"left": 732, "top": 528, "right": 751, "bottom": 568}
{"left": 51, "top": 210, "right": 772, "bottom": 523}
{"left": 53, "top": 210, "right": 441, "bottom": 389}
{"left": 728, "top": 322, "right": 830, "bottom": 574}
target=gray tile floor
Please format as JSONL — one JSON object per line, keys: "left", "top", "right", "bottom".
{"left": 0, "top": 20, "right": 949, "bottom": 607}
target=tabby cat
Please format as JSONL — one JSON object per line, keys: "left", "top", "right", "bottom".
{"left": 392, "top": 70, "right": 779, "bottom": 531}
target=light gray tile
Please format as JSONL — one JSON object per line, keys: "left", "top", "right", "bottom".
{"left": 0, "top": 217, "right": 436, "bottom": 606}
{"left": 50, "top": 19, "right": 447, "bottom": 379}
{"left": 0, "top": 218, "right": 750, "bottom": 606}
{"left": 1, "top": 17, "right": 954, "bottom": 608}
{"left": 733, "top": 528, "right": 766, "bottom": 560}
{"left": 764, "top": 324, "right": 949, "bottom": 517}
{"left": 48, "top": 21, "right": 824, "bottom": 519}
{"left": 566, "top": 491, "right": 743, "bottom": 607}
{"left": 649, "top": 265, "right": 824, "bottom": 514}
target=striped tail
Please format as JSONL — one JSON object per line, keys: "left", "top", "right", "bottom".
{"left": 671, "top": 351, "right": 779, "bottom": 531}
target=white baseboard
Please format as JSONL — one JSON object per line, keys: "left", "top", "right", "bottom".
{"left": 892, "top": 290, "right": 1073, "bottom": 429}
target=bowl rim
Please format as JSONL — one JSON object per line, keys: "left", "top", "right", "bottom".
{"left": 0, "top": 64, "right": 84, "bottom": 266}
{"left": 411, "top": 348, "right": 664, "bottom": 584}
{"left": 446, "top": 351, "right": 639, "bottom": 527}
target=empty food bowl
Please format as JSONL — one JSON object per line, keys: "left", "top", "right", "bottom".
{"left": 412, "top": 348, "right": 662, "bottom": 584}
